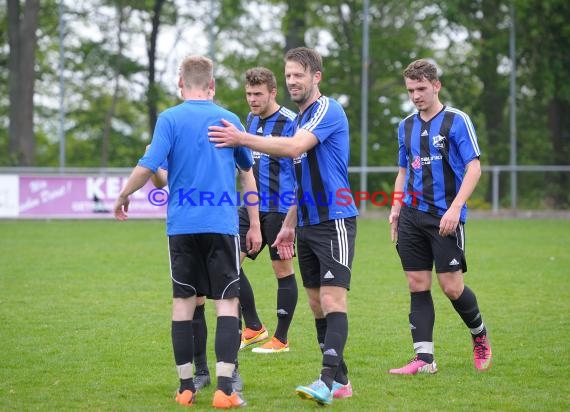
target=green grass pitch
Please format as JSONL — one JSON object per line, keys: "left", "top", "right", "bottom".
{"left": 1, "top": 218, "right": 569, "bottom": 411}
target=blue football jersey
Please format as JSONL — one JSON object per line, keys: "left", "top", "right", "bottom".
{"left": 139, "top": 100, "right": 252, "bottom": 235}
{"left": 294, "top": 96, "right": 358, "bottom": 226}
{"left": 397, "top": 106, "right": 481, "bottom": 222}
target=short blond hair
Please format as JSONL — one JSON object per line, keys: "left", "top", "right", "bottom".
{"left": 179, "top": 55, "right": 213, "bottom": 90}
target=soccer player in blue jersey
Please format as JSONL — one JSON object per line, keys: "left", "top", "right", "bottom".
{"left": 237, "top": 67, "right": 299, "bottom": 354}
{"left": 146, "top": 156, "right": 261, "bottom": 394}
{"left": 209, "top": 47, "right": 358, "bottom": 406}
{"left": 388, "top": 59, "right": 492, "bottom": 375}
{"left": 114, "top": 55, "right": 251, "bottom": 409}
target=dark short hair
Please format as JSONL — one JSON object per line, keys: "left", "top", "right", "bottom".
{"left": 284, "top": 47, "right": 323, "bottom": 74}
{"left": 403, "top": 59, "right": 439, "bottom": 82}
{"left": 244, "top": 67, "right": 277, "bottom": 90}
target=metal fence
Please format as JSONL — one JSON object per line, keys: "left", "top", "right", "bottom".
{"left": 2, "top": 165, "right": 569, "bottom": 215}
{"left": 348, "top": 165, "right": 570, "bottom": 213}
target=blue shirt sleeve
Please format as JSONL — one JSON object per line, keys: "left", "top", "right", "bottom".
{"left": 234, "top": 147, "right": 254, "bottom": 170}
{"left": 302, "top": 98, "right": 345, "bottom": 144}
{"left": 284, "top": 117, "right": 297, "bottom": 138}
{"left": 452, "top": 113, "right": 481, "bottom": 164}
{"left": 138, "top": 113, "right": 172, "bottom": 172}
{"left": 397, "top": 122, "right": 407, "bottom": 168}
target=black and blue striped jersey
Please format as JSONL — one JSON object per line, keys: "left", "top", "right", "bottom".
{"left": 294, "top": 96, "right": 358, "bottom": 226}
{"left": 397, "top": 106, "right": 481, "bottom": 223}
{"left": 246, "top": 106, "right": 296, "bottom": 213}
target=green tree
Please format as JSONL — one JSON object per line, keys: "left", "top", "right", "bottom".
{"left": 143, "top": 0, "right": 167, "bottom": 137}
{"left": 7, "top": 0, "right": 39, "bottom": 166}
{"left": 100, "top": 1, "right": 129, "bottom": 167}
{"left": 57, "top": 1, "right": 151, "bottom": 167}
{"left": 277, "top": 1, "right": 441, "bottom": 194}
{"left": 516, "top": 0, "right": 570, "bottom": 207}
{"left": 211, "top": 1, "right": 289, "bottom": 118}
{"left": 439, "top": 0, "right": 511, "bottom": 206}
{"left": 441, "top": 0, "right": 570, "bottom": 207}
{"left": 2, "top": 0, "right": 567, "bottom": 212}
{"left": 0, "top": 5, "right": 9, "bottom": 164}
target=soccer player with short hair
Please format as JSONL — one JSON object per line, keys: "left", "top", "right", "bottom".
{"left": 145, "top": 157, "right": 260, "bottom": 395}
{"left": 237, "top": 67, "right": 299, "bottom": 354}
{"left": 388, "top": 58, "right": 492, "bottom": 375}
{"left": 114, "top": 55, "right": 252, "bottom": 409}
{"left": 209, "top": 47, "right": 358, "bottom": 406}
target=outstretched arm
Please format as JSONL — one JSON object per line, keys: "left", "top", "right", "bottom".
{"left": 114, "top": 166, "right": 153, "bottom": 220}
{"left": 209, "top": 119, "right": 318, "bottom": 158}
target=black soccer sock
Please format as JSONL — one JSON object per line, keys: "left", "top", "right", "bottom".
{"left": 192, "top": 304, "right": 209, "bottom": 374}
{"left": 238, "top": 304, "right": 242, "bottom": 330}
{"left": 314, "top": 317, "right": 348, "bottom": 384}
{"left": 410, "top": 291, "right": 435, "bottom": 363}
{"left": 234, "top": 313, "right": 240, "bottom": 369}
{"left": 239, "top": 269, "right": 263, "bottom": 330}
{"left": 215, "top": 316, "right": 240, "bottom": 363}
{"left": 334, "top": 359, "right": 349, "bottom": 385}
{"left": 315, "top": 317, "right": 327, "bottom": 351}
{"left": 215, "top": 316, "right": 240, "bottom": 395}
{"left": 217, "top": 376, "right": 234, "bottom": 396}
{"left": 320, "top": 312, "right": 348, "bottom": 390}
{"left": 172, "top": 320, "right": 195, "bottom": 392}
{"left": 274, "top": 274, "right": 298, "bottom": 343}
{"left": 451, "top": 285, "right": 485, "bottom": 336}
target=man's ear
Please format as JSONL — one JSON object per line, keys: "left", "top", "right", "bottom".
{"left": 433, "top": 80, "right": 442, "bottom": 93}
{"left": 313, "top": 70, "right": 322, "bottom": 85}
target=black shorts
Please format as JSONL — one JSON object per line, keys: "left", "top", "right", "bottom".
{"left": 396, "top": 206, "right": 467, "bottom": 273}
{"left": 238, "top": 207, "right": 294, "bottom": 261}
{"left": 169, "top": 233, "right": 241, "bottom": 300}
{"left": 296, "top": 217, "right": 356, "bottom": 290}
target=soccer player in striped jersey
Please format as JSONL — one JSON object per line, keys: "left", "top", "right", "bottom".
{"left": 209, "top": 47, "right": 358, "bottom": 406}
{"left": 237, "top": 67, "right": 299, "bottom": 354}
{"left": 388, "top": 59, "right": 492, "bottom": 375}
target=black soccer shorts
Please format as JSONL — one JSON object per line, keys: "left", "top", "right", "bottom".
{"left": 169, "top": 233, "right": 241, "bottom": 300}
{"left": 296, "top": 217, "right": 356, "bottom": 290}
{"left": 238, "top": 207, "right": 295, "bottom": 261}
{"left": 396, "top": 205, "right": 467, "bottom": 274}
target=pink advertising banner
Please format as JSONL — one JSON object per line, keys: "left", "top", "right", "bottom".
{"left": 11, "top": 175, "right": 166, "bottom": 219}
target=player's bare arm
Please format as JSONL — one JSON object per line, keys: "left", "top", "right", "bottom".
{"left": 238, "top": 167, "right": 262, "bottom": 254}
{"left": 389, "top": 167, "right": 407, "bottom": 242}
{"left": 209, "top": 119, "right": 317, "bottom": 158}
{"left": 272, "top": 205, "right": 297, "bottom": 260}
{"left": 144, "top": 145, "right": 167, "bottom": 188}
{"left": 439, "top": 158, "right": 481, "bottom": 236}
{"left": 114, "top": 166, "right": 153, "bottom": 221}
